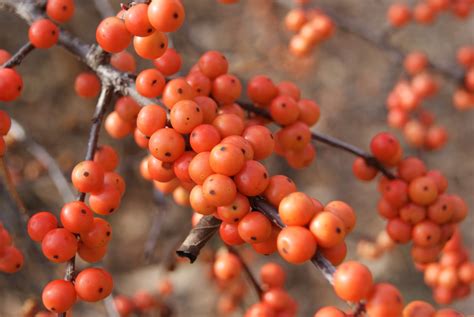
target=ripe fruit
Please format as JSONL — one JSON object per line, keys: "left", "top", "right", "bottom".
{"left": 46, "top": 0, "right": 75, "bottom": 22}
{"left": 96, "top": 17, "right": 131, "bottom": 53}
{"left": 29, "top": 19, "right": 59, "bottom": 48}
{"left": 148, "top": 0, "right": 185, "bottom": 33}
{"left": 0, "top": 68, "right": 23, "bottom": 101}
{"left": 41, "top": 228, "right": 78, "bottom": 263}
{"left": 42, "top": 280, "right": 76, "bottom": 313}
{"left": 333, "top": 261, "right": 373, "bottom": 301}
{"left": 75, "top": 268, "right": 113, "bottom": 302}
{"left": 27, "top": 211, "right": 58, "bottom": 242}
{"left": 277, "top": 226, "right": 316, "bottom": 264}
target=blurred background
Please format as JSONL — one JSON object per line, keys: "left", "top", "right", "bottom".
{"left": 0, "top": 0, "right": 473, "bottom": 316}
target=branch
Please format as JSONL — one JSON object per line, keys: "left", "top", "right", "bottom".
{"left": 238, "top": 102, "right": 396, "bottom": 179}
{"left": 10, "top": 119, "right": 75, "bottom": 203}
{"left": 0, "top": 41, "right": 35, "bottom": 68}
{"left": 227, "top": 246, "right": 263, "bottom": 299}
{"left": 60, "top": 85, "right": 114, "bottom": 317}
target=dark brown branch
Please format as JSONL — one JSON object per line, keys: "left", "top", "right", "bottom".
{"left": 227, "top": 246, "right": 263, "bottom": 299}
{"left": 238, "top": 102, "right": 396, "bottom": 179}
{"left": 175, "top": 215, "right": 221, "bottom": 263}
{"left": 0, "top": 41, "right": 35, "bottom": 68}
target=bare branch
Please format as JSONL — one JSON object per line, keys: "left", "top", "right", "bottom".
{"left": 0, "top": 42, "right": 35, "bottom": 68}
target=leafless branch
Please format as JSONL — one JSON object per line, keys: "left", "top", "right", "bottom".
{"left": 0, "top": 41, "right": 35, "bottom": 68}
{"left": 227, "top": 246, "right": 263, "bottom": 299}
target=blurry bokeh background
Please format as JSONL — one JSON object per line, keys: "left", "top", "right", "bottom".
{"left": 0, "top": 0, "right": 473, "bottom": 316}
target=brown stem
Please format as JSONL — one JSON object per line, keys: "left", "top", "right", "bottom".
{"left": 60, "top": 85, "right": 114, "bottom": 317}
{"left": 238, "top": 102, "right": 396, "bottom": 179}
{"left": 0, "top": 41, "right": 35, "bottom": 68}
{"left": 0, "top": 156, "right": 29, "bottom": 222}
{"left": 227, "top": 246, "right": 263, "bottom": 299}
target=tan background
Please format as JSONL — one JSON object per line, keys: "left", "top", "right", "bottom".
{"left": 0, "top": 0, "right": 473, "bottom": 316}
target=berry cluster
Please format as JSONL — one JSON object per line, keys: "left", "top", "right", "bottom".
{"left": 319, "top": 260, "right": 466, "bottom": 317}
{"left": 26, "top": 143, "right": 124, "bottom": 313}
{"left": 0, "top": 221, "right": 23, "bottom": 273}
{"left": 28, "top": 208, "right": 114, "bottom": 312}
{"left": 387, "top": 1, "right": 474, "bottom": 27}
{"left": 113, "top": 279, "right": 174, "bottom": 317}
{"left": 424, "top": 228, "right": 474, "bottom": 304}
{"left": 353, "top": 132, "right": 471, "bottom": 304}
{"left": 72, "top": 147, "right": 125, "bottom": 215}
{"left": 453, "top": 46, "right": 474, "bottom": 110}
{"left": 284, "top": 8, "right": 334, "bottom": 57}
{"left": 386, "top": 52, "right": 447, "bottom": 151}
{"left": 96, "top": 0, "right": 184, "bottom": 56}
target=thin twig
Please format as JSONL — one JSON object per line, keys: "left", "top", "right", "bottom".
{"left": 238, "top": 102, "right": 396, "bottom": 179}
{"left": 0, "top": 41, "right": 35, "bottom": 68}
{"left": 0, "top": 156, "right": 29, "bottom": 222}
{"left": 227, "top": 246, "right": 263, "bottom": 299}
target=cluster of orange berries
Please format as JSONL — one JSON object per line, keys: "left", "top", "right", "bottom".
{"left": 251, "top": 77, "right": 321, "bottom": 169}
{"left": 387, "top": 0, "right": 474, "bottom": 27}
{"left": 113, "top": 279, "right": 174, "bottom": 317}
{"left": 284, "top": 8, "right": 334, "bottom": 57}
{"left": 96, "top": 0, "right": 184, "bottom": 57}
{"left": 0, "top": 220, "right": 23, "bottom": 273}
{"left": 386, "top": 52, "right": 447, "bottom": 151}
{"left": 27, "top": 205, "right": 114, "bottom": 313}
{"left": 453, "top": 45, "right": 474, "bottom": 110}
{"left": 213, "top": 255, "right": 298, "bottom": 317}
{"left": 26, "top": 144, "right": 125, "bottom": 313}
{"left": 318, "top": 260, "right": 466, "bottom": 317}
{"left": 424, "top": 228, "right": 474, "bottom": 305}
{"left": 353, "top": 132, "right": 471, "bottom": 302}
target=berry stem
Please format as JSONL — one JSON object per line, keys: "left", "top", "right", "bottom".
{"left": 227, "top": 245, "right": 264, "bottom": 300}
{"left": 0, "top": 41, "right": 35, "bottom": 68}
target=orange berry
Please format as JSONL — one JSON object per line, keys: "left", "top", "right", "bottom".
{"left": 333, "top": 261, "right": 373, "bottom": 302}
